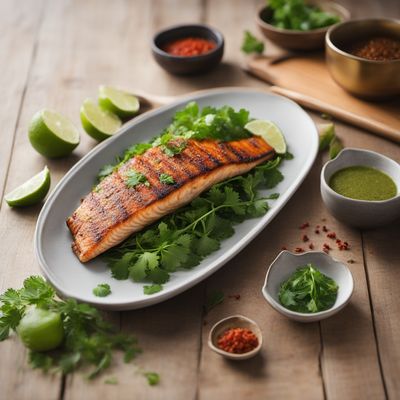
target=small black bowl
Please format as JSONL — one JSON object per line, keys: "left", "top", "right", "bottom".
{"left": 152, "top": 24, "right": 224, "bottom": 75}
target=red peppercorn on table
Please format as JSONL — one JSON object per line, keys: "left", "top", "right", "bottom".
{"left": 0, "top": 1, "right": 399, "bottom": 399}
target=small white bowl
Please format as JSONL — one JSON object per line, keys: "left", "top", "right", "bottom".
{"left": 208, "top": 315, "right": 263, "bottom": 360}
{"left": 321, "top": 148, "right": 400, "bottom": 228}
{"left": 262, "top": 251, "right": 354, "bottom": 323}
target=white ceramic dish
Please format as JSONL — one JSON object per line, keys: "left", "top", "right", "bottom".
{"left": 208, "top": 315, "right": 262, "bottom": 360}
{"left": 262, "top": 251, "right": 354, "bottom": 322}
{"left": 35, "top": 87, "right": 318, "bottom": 310}
{"left": 321, "top": 148, "right": 400, "bottom": 228}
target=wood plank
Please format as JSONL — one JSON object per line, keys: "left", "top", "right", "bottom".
{"left": 0, "top": 0, "right": 45, "bottom": 197}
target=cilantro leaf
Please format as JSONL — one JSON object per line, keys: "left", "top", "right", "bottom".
{"left": 97, "top": 164, "right": 114, "bottom": 182}
{"left": 144, "top": 371, "right": 160, "bottom": 386}
{"left": 125, "top": 170, "right": 150, "bottom": 188}
{"left": 159, "top": 173, "right": 175, "bottom": 185}
{"left": 241, "top": 31, "right": 265, "bottom": 54}
{"left": 143, "top": 284, "right": 163, "bottom": 295}
{"left": 93, "top": 283, "right": 111, "bottom": 297}
{"left": 129, "top": 252, "right": 159, "bottom": 282}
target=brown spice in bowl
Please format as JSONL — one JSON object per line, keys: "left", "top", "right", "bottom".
{"left": 348, "top": 37, "right": 400, "bottom": 61}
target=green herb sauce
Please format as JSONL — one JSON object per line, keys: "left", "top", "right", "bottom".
{"left": 329, "top": 166, "right": 397, "bottom": 201}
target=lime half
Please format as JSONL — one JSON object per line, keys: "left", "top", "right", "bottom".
{"left": 98, "top": 85, "right": 140, "bottom": 119}
{"left": 29, "top": 109, "right": 80, "bottom": 158}
{"left": 80, "top": 98, "right": 122, "bottom": 142}
{"left": 245, "top": 119, "right": 287, "bottom": 154}
{"left": 5, "top": 166, "right": 51, "bottom": 207}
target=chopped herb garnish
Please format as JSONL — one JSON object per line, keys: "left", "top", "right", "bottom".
{"left": 125, "top": 170, "right": 150, "bottom": 188}
{"left": 104, "top": 376, "right": 119, "bottom": 385}
{"left": 204, "top": 290, "right": 224, "bottom": 313}
{"left": 144, "top": 371, "right": 160, "bottom": 386}
{"left": 143, "top": 284, "right": 163, "bottom": 295}
{"left": 0, "top": 276, "right": 141, "bottom": 378}
{"left": 159, "top": 173, "right": 175, "bottom": 185}
{"left": 278, "top": 264, "right": 338, "bottom": 313}
{"left": 92, "top": 283, "right": 111, "bottom": 297}
{"left": 241, "top": 30, "right": 265, "bottom": 54}
{"left": 97, "top": 164, "right": 115, "bottom": 182}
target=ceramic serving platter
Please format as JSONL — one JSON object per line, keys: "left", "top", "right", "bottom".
{"left": 35, "top": 88, "right": 319, "bottom": 310}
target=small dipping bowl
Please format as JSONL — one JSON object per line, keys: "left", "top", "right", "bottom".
{"left": 262, "top": 251, "right": 354, "bottom": 323}
{"left": 152, "top": 24, "right": 224, "bottom": 75}
{"left": 321, "top": 148, "right": 400, "bottom": 228}
{"left": 326, "top": 18, "right": 400, "bottom": 99}
{"left": 256, "top": 0, "right": 349, "bottom": 50}
{"left": 208, "top": 315, "right": 262, "bottom": 360}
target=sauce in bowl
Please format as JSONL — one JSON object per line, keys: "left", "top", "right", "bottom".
{"left": 329, "top": 165, "right": 397, "bottom": 201}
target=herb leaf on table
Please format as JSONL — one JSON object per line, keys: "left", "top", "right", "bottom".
{"left": 241, "top": 31, "right": 265, "bottom": 54}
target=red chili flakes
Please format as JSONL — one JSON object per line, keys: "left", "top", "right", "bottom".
{"left": 299, "top": 222, "right": 310, "bottom": 229}
{"left": 217, "top": 327, "right": 259, "bottom": 354}
{"left": 314, "top": 229, "right": 320, "bottom": 234}
{"left": 281, "top": 246, "right": 288, "bottom": 250}
{"left": 322, "top": 225, "right": 328, "bottom": 232}
{"left": 302, "top": 234, "right": 309, "bottom": 242}
{"left": 309, "top": 243, "right": 314, "bottom": 250}
{"left": 339, "top": 241, "right": 350, "bottom": 251}
{"left": 295, "top": 247, "right": 305, "bottom": 253}
{"left": 327, "top": 232, "right": 336, "bottom": 239}
{"left": 229, "top": 294, "right": 241, "bottom": 301}
{"left": 322, "top": 243, "right": 331, "bottom": 253}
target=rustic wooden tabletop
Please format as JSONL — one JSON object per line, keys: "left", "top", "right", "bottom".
{"left": 0, "top": 1, "right": 399, "bottom": 399}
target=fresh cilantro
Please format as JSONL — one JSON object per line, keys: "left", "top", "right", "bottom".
{"left": 125, "top": 170, "right": 150, "bottom": 188}
{"left": 97, "top": 164, "right": 115, "bottom": 182}
{"left": 144, "top": 371, "right": 160, "bottom": 386}
{"left": 204, "top": 290, "right": 224, "bottom": 313}
{"left": 0, "top": 276, "right": 141, "bottom": 379}
{"left": 159, "top": 173, "right": 175, "bottom": 185}
{"left": 92, "top": 283, "right": 111, "bottom": 297}
{"left": 143, "top": 284, "right": 163, "bottom": 295}
{"left": 267, "top": 0, "right": 340, "bottom": 31}
{"left": 241, "top": 31, "right": 265, "bottom": 54}
{"left": 278, "top": 264, "right": 338, "bottom": 313}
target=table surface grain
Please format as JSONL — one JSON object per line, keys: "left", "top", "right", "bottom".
{"left": 0, "top": 1, "right": 399, "bottom": 399}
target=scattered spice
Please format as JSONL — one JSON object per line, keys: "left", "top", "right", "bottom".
{"left": 337, "top": 240, "right": 350, "bottom": 251}
{"left": 327, "top": 232, "right": 336, "bottom": 239}
{"left": 315, "top": 229, "right": 320, "bottom": 234}
{"left": 229, "top": 294, "right": 241, "bottom": 301}
{"left": 217, "top": 328, "right": 259, "bottom": 354}
{"left": 323, "top": 243, "right": 331, "bottom": 253}
{"left": 348, "top": 37, "right": 400, "bottom": 61}
{"left": 309, "top": 243, "right": 314, "bottom": 250}
{"left": 299, "top": 222, "right": 310, "bottom": 229}
{"left": 347, "top": 259, "right": 356, "bottom": 264}
{"left": 295, "top": 247, "right": 305, "bottom": 253}
{"left": 281, "top": 246, "right": 288, "bottom": 250}
{"left": 302, "top": 234, "right": 309, "bottom": 242}
{"left": 163, "top": 37, "right": 216, "bottom": 57}
{"left": 322, "top": 225, "right": 328, "bottom": 232}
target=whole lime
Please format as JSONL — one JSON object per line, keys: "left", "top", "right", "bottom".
{"left": 16, "top": 307, "right": 64, "bottom": 352}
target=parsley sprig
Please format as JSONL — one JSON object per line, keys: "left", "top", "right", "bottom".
{"left": 279, "top": 264, "right": 338, "bottom": 313}
{"left": 0, "top": 276, "right": 140, "bottom": 378}
{"left": 104, "top": 158, "right": 284, "bottom": 293}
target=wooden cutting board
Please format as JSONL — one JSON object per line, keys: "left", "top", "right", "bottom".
{"left": 247, "top": 54, "right": 400, "bottom": 143}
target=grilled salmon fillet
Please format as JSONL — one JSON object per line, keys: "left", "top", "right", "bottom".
{"left": 67, "top": 136, "right": 274, "bottom": 262}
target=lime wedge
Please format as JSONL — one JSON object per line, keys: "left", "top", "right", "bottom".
{"left": 28, "top": 110, "right": 80, "bottom": 158}
{"left": 98, "top": 85, "right": 140, "bottom": 119}
{"left": 245, "top": 119, "right": 287, "bottom": 154}
{"left": 5, "top": 166, "right": 51, "bottom": 207}
{"left": 80, "top": 98, "right": 122, "bottom": 142}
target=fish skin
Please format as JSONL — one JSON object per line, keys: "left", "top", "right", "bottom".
{"left": 67, "top": 137, "right": 274, "bottom": 262}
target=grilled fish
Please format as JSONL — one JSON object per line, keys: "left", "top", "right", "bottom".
{"left": 67, "top": 136, "right": 274, "bottom": 262}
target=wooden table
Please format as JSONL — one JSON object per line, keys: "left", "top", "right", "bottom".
{"left": 1, "top": 1, "right": 399, "bottom": 399}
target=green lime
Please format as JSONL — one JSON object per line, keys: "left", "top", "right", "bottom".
{"left": 4, "top": 166, "right": 51, "bottom": 207}
{"left": 98, "top": 85, "right": 140, "bottom": 119}
{"left": 80, "top": 98, "right": 122, "bottom": 142}
{"left": 28, "top": 109, "right": 80, "bottom": 158}
{"left": 245, "top": 119, "right": 287, "bottom": 154}
{"left": 17, "top": 306, "right": 64, "bottom": 352}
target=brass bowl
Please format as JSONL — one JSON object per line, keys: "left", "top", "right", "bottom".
{"left": 326, "top": 19, "right": 400, "bottom": 100}
{"left": 256, "top": 0, "right": 350, "bottom": 50}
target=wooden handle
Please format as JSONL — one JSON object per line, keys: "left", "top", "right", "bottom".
{"left": 270, "top": 86, "right": 400, "bottom": 143}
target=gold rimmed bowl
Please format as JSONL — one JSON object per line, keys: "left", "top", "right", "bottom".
{"left": 326, "top": 18, "right": 400, "bottom": 99}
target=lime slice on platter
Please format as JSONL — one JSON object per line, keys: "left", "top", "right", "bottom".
{"left": 245, "top": 119, "right": 287, "bottom": 154}
{"left": 28, "top": 109, "right": 80, "bottom": 158}
{"left": 80, "top": 98, "right": 122, "bottom": 142}
{"left": 98, "top": 85, "right": 140, "bottom": 119}
{"left": 4, "top": 166, "right": 51, "bottom": 207}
